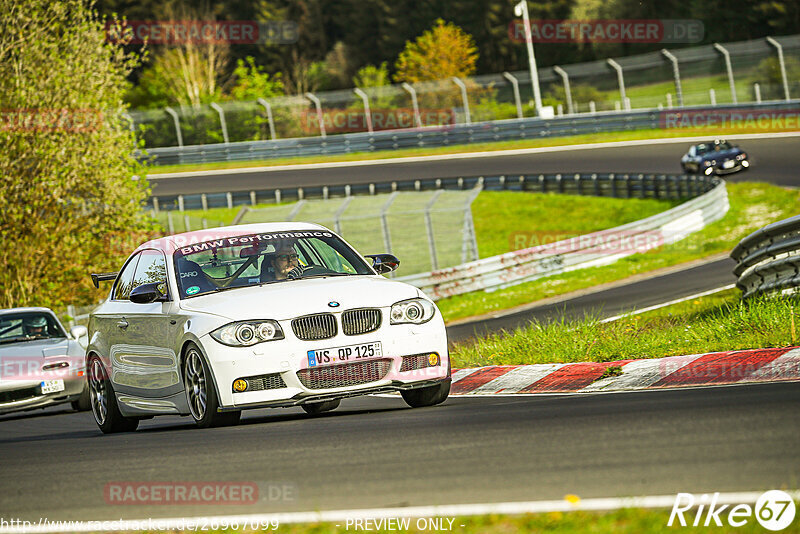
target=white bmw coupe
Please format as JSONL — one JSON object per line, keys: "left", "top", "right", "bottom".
{"left": 87, "top": 223, "right": 450, "bottom": 433}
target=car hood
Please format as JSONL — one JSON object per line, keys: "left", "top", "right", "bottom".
{"left": 179, "top": 275, "right": 421, "bottom": 321}
{"left": 0, "top": 337, "right": 70, "bottom": 358}
{"left": 699, "top": 148, "right": 741, "bottom": 161}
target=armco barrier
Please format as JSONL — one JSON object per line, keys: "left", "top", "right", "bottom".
{"left": 397, "top": 178, "right": 728, "bottom": 300}
{"left": 731, "top": 215, "right": 800, "bottom": 299}
{"left": 140, "top": 100, "right": 800, "bottom": 166}
{"left": 150, "top": 171, "right": 718, "bottom": 212}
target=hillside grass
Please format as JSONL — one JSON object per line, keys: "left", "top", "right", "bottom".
{"left": 438, "top": 182, "right": 800, "bottom": 323}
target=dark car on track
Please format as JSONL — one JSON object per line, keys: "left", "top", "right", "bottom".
{"left": 680, "top": 140, "right": 749, "bottom": 176}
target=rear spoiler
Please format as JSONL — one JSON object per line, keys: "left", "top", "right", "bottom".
{"left": 91, "top": 272, "right": 118, "bottom": 289}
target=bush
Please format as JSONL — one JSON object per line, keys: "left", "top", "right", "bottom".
{"left": 0, "top": 0, "right": 153, "bottom": 309}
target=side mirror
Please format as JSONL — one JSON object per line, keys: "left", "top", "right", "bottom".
{"left": 365, "top": 254, "right": 400, "bottom": 274}
{"left": 130, "top": 282, "right": 167, "bottom": 304}
{"left": 70, "top": 325, "right": 88, "bottom": 340}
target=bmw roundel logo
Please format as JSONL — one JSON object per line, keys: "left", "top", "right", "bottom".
{"left": 328, "top": 301, "right": 340, "bottom": 308}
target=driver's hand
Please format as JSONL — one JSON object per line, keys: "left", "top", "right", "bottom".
{"left": 287, "top": 266, "right": 304, "bottom": 280}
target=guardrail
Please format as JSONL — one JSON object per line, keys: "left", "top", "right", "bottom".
{"left": 397, "top": 176, "right": 728, "bottom": 300}
{"left": 151, "top": 171, "right": 720, "bottom": 212}
{"left": 730, "top": 215, "right": 800, "bottom": 299}
{"left": 140, "top": 100, "right": 800, "bottom": 167}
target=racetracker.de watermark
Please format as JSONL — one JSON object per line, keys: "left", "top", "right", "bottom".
{"left": 0, "top": 356, "right": 85, "bottom": 381}
{"left": 105, "top": 20, "right": 298, "bottom": 45}
{"left": 509, "top": 230, "right": 664, "bottom": 255}
{"left": 300, "top": 109, "right": 455, "bottom": 134}
{"left": 660, "top": 108, "right": 800, "bottom": 129}
{"left": 0, "top": 108, "right": 104, "bottom": 133}
{"left": 104, "top": 482, "right": 296, "bottom": 505}
{"left": 508, "top": 19, "right": 704, "bottom": 44}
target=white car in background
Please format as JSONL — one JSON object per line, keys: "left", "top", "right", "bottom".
{"left": 87, "top": 223, "right": 450, "bottom": 433}
{"left": 0, "top": 307, "right": 89, "bottom": 415}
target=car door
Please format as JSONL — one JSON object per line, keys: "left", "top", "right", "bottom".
{"left": 110, "top": 249, "right": 183, "bottom": 401}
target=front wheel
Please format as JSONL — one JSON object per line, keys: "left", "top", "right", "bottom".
{"left": 301, "top": 398, "right": 340, "bottom": 415}
{"left": 184, "top": 345, "right": 241, "bottom": 428}
{"left": 401, "top": 379, "right": 451, "bottom": 408}
{"left": 88, "top": 356, "right": 139, "bottom": 433}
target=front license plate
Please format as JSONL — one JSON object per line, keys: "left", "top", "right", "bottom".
{"left": 723, "top": 160, "right": 735, "bottom": 169}
{"left": 308, "top": 342, "right": 382, "bottom": 367}
{"left": 41, "top": 379, "right": 65, "bottom": 394}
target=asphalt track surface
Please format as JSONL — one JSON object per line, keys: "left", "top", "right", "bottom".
{"left": 149, "top": 136, "right": 800, "bottom": 196}
{"left": 2, "top": 382, "right": 798, "bottom": 521}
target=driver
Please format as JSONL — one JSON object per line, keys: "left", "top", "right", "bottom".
{"left": 270, "top": 240, "right": 304, "bottom": 280}
{"left": 23, "top": 316, "right": 48, "bottom": 337}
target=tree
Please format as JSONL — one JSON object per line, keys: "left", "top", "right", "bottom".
{"left": 227, "top": 56, "right": 285, "bottom": 101}
{"left": 0, "top": 0, "right": 153, "bottom": 309}
{"left": 393, "top": 19, "right": 479, "bottom": 83}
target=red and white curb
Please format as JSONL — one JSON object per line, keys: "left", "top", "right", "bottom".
{"left": 450, "top": 347, "right": 800, "bottom": 395}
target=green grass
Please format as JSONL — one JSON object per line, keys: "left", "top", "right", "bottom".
{"left": 450, "top": 288, "right": 799, "bottom": 369}
{"left": 207, "top": 507, "right": 798, "bottom": 533}
{"left": 145, "top": 122, "right": 798, "bottom": 175}
{"left": 472, "top": 192, "right": 677, "bottom": 258}
{"left": 439, "top": 182, "right": 800, "bottom": 323}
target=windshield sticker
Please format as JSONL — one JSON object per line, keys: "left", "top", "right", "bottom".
{"left": 177, "top": 231, "right": 334, "bottom": 256}
{"left": 186, "top": 286, "right": 200, "bottom": 295}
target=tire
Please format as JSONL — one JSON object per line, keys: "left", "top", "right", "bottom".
{"left": 184, "top": 344, "right": 241, "bottom": 428}
{"left": 401, "top": 379, "right": 451, "bottom": 408}
{"left": 301, "top": 398, "right": 340, "bottom": 415}
{"left": 71, "top": 383, "right": 91, "bottom": 411}
{"left": 88, "top": 356, "right": 139, "bottom": 434}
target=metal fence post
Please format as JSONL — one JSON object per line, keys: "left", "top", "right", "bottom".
{"left": 250, "top": 191, "right": 257, "bottom": 205}
{"left": 766, "top": 36, "right": 791, "bottom": 101}
{"left": 401, "top": 83, "right": 422, "bottom": 128}
{"left": 662, "top": 49, "right": 684, "bottom": 107}
{"left": 287, "top": 199, "right": 305, "bottom": 221}
{"left": 209, "top": 103, "right": 230, "bottom": 144}
{"left": 607, "top": 58, "right": 629, "bottom": 110}
{"left": 166, "top": 211, "right": 175, "bottom": 234}
{"left": 177, "top": 195, "right": 185, "bottom": 212}
{"left": 754, "top": 83, "right": 762, "bottom": 103}
{"left": 304, "top": 92, "right": 326, "bottom": 138}
{"left": 713, "top": 43, "right": 737, "bottom": 104}
{"left": 380, "top": 191, "right": 398, "bottom": 256}
{"left": 201, "top": 193, "right": 208, "bottom": 211}
{"left": 553, "top": 66, "right": 573, "bottom": 114}
{"left": 184, "top": 214, "right": 191, "bottom": 231}
{"left": 502, "top": 72, "right": 523, "bottom": 119}
{"left": 709, "top": 88, "right": 716, "bottom": 106}
{"left": 164, "top": 107, "right": 183, "bottom": 147}
{"left": 452, "top": 77, "right": 471, "bottom": 125}
{"left": 353, "top": 88, "right": 373, "bottom": 133}
{"left": 226, "top": 192, "right": 233, "bottom": 209}
{"left": 424, "top": 190, "right": 444, "bottom": 270}
{"left": 257, "top": 98, "right": 277, "bottom": 140}
{"left": 152, "top": 197, "right": 160, "bottom": 214}
{"left": 461, "top": 184, "right": 482, "bottom": 264}
{"left": 67, "top": 305, "right": 75, "bottom": 329}
{"left": 334, "top": 196, "right": 352, "bottom": 235}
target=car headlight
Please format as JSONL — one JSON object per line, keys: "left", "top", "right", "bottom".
{"left": 736, "top": 153, "right": 747, "bottom": 160}
{"left": 210, "top": 320, "right": 284, "bottom": 346}
{"left": 702, "top": 160, "right": 713, "bottom": 166}
{"left": 390, "top": 298, "right": 435, "bottom": 325}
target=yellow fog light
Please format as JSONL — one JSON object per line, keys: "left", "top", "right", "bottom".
{"left": 233, "top": 379, "right": 248, "bottom": 392}
{"left": 428, "top": 353, "right": 439, "bottom": 366}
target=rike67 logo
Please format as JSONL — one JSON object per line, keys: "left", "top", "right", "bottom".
{"left": 669, "top": 491, "right": 796, "bottom": 531}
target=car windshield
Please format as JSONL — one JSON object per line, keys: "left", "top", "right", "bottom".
{"left": 173, "top": 230, "right": 374, "bottom": 298}
{"left": 697, "top": 141, "right": 731, "bottom": 154}
{"left": 0, "top": 313, "right": 66, "bottom": 344}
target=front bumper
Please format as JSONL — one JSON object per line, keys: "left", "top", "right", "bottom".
{"left": 200, "top": 319, "right": 449, "bottom": 409}
{"left": 0, "top": 375, "right": 85, "bottom": 415}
